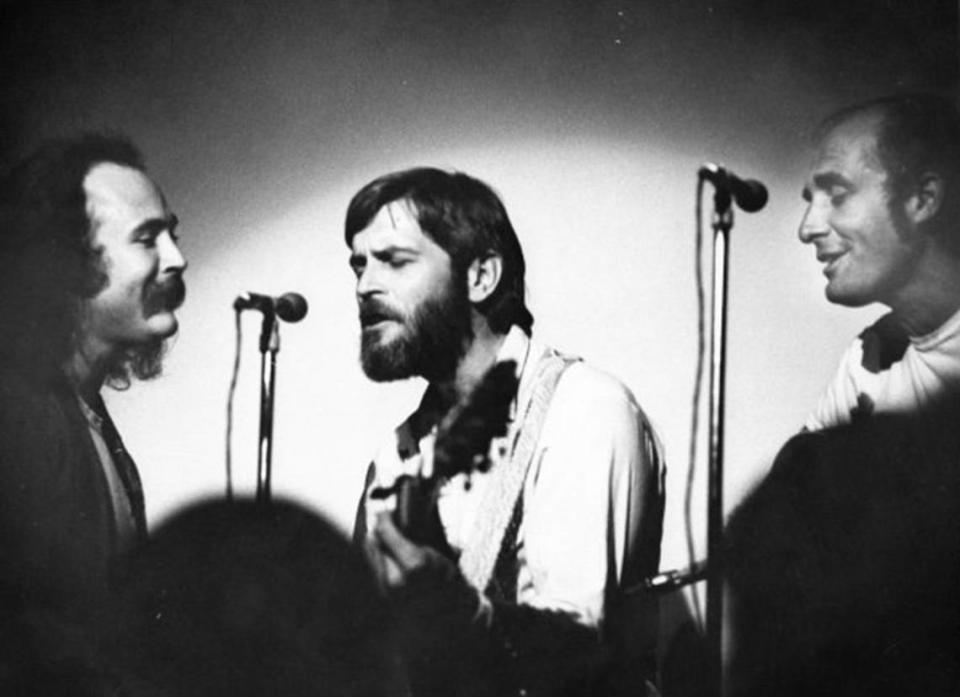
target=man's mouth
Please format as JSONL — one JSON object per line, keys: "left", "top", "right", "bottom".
{"left": 360, "top": 309, "right": 397, "bottom": 329}
{"left": 817, "top": 250, "right": 846, "bottom": 276}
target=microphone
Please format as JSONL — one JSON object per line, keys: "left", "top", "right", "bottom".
{"left": 699, "top": 163, "right": 768, "bottom": 213}
{"left": 233, "top": 292, "right": 308, "bottom": 323}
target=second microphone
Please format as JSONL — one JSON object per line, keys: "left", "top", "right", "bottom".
{"left": 234, "top": 292, "right": 308, "bottom": 323}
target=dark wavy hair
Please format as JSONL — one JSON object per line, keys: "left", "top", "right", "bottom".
{"left": 818, "top": 93, "right": 960, "bottom": 252}
{"left": 344, "top": 167, "right": 534, "bottom": 335}
{"left": 0, "top": 132, "right": 147, "bottom": 383}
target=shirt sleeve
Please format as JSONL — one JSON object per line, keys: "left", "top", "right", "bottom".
{"left": 517, "top": 362, "right": 665, "bottom": 628}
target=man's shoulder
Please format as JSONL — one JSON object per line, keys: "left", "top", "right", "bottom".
{"left": 539, "top": 356, "right": 654, "bottom": 437}
{"left": 0, "top": 365, "right": 71, "bottom": 421}
{"left": 553, "top": 360, "right": 639, "bottom": 408}
{"left": 0, "top": 366, "right": 87, "bottom": 469}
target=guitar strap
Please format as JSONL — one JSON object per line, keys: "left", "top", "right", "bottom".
{"left": 459, "top": 348, "right": 579, "bottom": 594}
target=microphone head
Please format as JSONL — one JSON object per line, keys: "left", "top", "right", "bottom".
{"left": 699, "top": 163, "right": 768, "bottom": 213}
{"left": 276, "top": 292, "right": 308, "bottom": 323}
{"left": 733, "top": 179, "right": 768, "bottom": 213}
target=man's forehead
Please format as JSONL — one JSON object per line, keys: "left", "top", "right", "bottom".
{"left": 84, "top": 162, "right": 168, "bottom": 221}
{"left": 356, "top": 200, "right": 425, "bottom": 243}
{"left": 812, "top": 113, "right": 885, "bottom": 175}
{"left": 380, "top": 199, "right": 420, "bottom": 229}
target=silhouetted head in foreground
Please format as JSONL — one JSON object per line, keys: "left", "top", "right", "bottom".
{"left": 110, "top": 498, "right": 397, "bottom": 697}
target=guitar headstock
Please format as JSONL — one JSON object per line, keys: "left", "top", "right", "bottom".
{"left": 432, "top": 360, "right": 519, "bottom": 482}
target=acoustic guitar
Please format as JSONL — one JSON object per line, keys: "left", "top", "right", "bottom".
{"left": 371, "top": 360, "right": 518, "bottom": 554}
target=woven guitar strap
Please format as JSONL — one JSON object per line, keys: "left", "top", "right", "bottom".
{"left": 459, "top": 349, "right": 579, "bottom": 593}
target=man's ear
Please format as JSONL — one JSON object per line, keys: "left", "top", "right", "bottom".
{"left": 466, "top": 252, "right": 503, "bottom": 304}
{"left": 904, "top": 172, "right": 944, "bottom": 226}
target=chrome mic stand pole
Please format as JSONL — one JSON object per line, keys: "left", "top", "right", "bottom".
{"left": 638, "top": 165, "right": 765, "bottom": 697}
{"left": 706, "top": 186, "right": 734, "bottom": 697}
{"left": 256, "top": 309, "right": 280, "bottom": 503}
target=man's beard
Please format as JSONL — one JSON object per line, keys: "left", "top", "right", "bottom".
{"left": 360, "top": 276, "right": 472, "bottom": 383}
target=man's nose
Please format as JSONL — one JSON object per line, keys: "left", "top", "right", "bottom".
{"left": 160, "top": 232, "right": 187, "bottom": 273}
{"left": 355, "top": 264, "right": 381, "bottom": 298}
{"left": 798, "top": 199, "right": 830, "bottom": 244}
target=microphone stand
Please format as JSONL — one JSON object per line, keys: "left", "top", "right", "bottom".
{"left": 256, "top": 309, "right": 280, "bottom": 503}
{"left": 705, "top": 185, "right": 734, "bottom": 697}
{"left": 637, "top": 182, "right": 734, "bottom": 697}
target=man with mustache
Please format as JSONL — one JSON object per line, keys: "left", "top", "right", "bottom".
{"left": 0, "top": 133, "right": 187, "bottom": 692}
{"left": 800, "top": 93, "right": 960, "bottom": 430}
{"left": 349, "top": 168, "right": 665, "bottom": 697}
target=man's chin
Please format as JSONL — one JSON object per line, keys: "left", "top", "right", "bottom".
{"left": 360, "top": 343, "right": 416, "bottom": 382}
{"left": 825, "top": 285, "right": 871, "bottom": 308}
{"left": 360, "top": 356, "right": 415, "bottom": 382}
{"left": 145, "top": 311, "right": 180, "bottom": 339}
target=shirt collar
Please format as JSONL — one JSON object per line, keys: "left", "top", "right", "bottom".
{"left": 76, "top": 392, "right": 104, "bottom": 431}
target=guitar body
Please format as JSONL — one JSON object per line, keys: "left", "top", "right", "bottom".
{"left": 394, "top": 474, "right": 454, "bottom": 557}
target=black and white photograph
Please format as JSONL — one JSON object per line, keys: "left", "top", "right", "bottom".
{"left": 1, "top": 1, "right": 957, "bottom": 695}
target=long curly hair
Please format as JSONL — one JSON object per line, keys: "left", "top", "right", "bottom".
{"left": 0, "top": 133, "right": 145, "bottom": 383}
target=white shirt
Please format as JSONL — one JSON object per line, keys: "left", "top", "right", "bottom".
{"left": 806, "top": 306, "right": 960, "bottom": 430}
{"left": 361, "top": 327, "right": 665, "bottom": 629}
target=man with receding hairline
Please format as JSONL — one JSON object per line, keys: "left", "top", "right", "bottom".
{"left": 0, "top": 133, "right": 187, "bottom": 691}
{"left": 723, "top": 94, "right": 960, "bottom": 697}
{"left": 799, "top": 93, "right": 960, "bottom": 429}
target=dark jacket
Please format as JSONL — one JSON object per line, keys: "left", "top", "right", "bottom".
{"left": 0, "top": 367, "right": 125, "bottom": 693}
{"left": 726, "top": 402, "right": 960, "bottom": 697}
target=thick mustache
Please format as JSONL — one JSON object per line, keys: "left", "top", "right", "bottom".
{"left": 144, "top": 275, "right": 186, "bottom": 313}
{"left": 359, "top": 301, "right": 402, "bottom": 325}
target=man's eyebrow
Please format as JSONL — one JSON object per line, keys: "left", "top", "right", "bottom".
{"left": 812, "top": 172, "right": 852, "bottom": 190}
{"left": 133, "top": 214, "right": 178, "bottom": 236}
{"left": 372, "top": 244, "right": 418, "bottom": 258}
{"left": 349, "top": 245, "right": 419, "bottom": 266}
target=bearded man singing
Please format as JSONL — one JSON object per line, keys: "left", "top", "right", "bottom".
{"left": 348, "top": 167, "right": 665, "bottom": 697}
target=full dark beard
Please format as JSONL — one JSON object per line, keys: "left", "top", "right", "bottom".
{"left": 360, "top": 277, "right": 472, "bottom": 383}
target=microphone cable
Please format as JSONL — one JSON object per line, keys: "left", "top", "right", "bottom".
{"left": 225, "top": 306, "right": 243, "bottom": 501}
{"left": 684, "top": 174, "right": 709, "bottom": 628}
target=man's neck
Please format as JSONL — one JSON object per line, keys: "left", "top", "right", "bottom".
{"left": 889, "top": 250, "right": 960, "bottom": 336}
{"left": 64, "top": 343, "right": 110, "bottom": 405}
{"left": 434, "top": 326, "right": 508, "bottom": 403}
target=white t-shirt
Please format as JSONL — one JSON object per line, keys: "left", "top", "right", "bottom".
{"left": 805, "top": 306, "right": 960, "bottom": 431}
